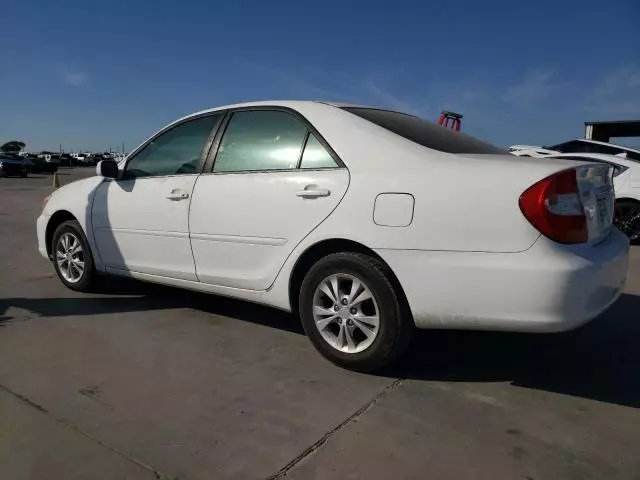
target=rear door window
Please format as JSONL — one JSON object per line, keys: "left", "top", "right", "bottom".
{"left": 299, "top": 133, "right": 338, "bottom": 169}
{"left": 213, "top": 110, "right": 308, "bottom": 172}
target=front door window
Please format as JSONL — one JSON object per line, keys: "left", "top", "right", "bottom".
{"left": 124, "top": 114, "right": 222, "bottom": 179}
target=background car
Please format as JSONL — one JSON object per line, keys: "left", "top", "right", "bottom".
{"left": 541, "top": 152, "right": 640, "bottom": 242}
{"left": 87, "top": 153, "right": 106, "bottom": 166}
{"left": 46, "top": 154, "right": 61, "bottom": 165}
{"left": 508, "top": 145, "right": 559, "bottom": 157}
{"left": 21, "top": 155, "right": 34, "bottom": 173}
{"left": 27, "top": 155, "right": 58, "bottom": 174}
{"left": 59, "top": 153, "right": 75, "bottom": 167}
{"left": 546, "top": 139, "right": 640, "bottom": 160}
{"left": 0, "top": 154, "right": 28, "bottom": 177}
{"left": 509, "top": 139, "right": 640, "bottom": 160}
{"left": 36, "top": 101, "right": 629, "bottom": 371}
{"left": 75, "top": 153, "right": 91, "bottom": 166}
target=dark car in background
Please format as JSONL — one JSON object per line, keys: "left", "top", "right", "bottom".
{"left": 27, "top": 155, "right": 58, "bottom": 174}
{"left": 86, "top": 153, "right": 107, "bottom": 166}
{"left": 0, "top": 155, "right": 28, "bottom": 177}
{"left": 74, "top": 153, "right": 90, "bottom": 165}
{"left": 59, "top": 153, "right": 75, "bottom": 167}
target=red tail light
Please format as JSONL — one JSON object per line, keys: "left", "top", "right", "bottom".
{"left": 519, "top": 169, "right": 588, "bottom": 244}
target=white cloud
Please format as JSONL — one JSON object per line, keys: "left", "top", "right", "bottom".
{"left": 63, "top": 71, "right": 87, "bottom": 86}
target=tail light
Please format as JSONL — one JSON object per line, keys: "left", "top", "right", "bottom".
{"left": 519, "top": 169, "right": 588, "bottom": 244}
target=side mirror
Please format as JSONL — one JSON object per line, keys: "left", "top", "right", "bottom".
{"left": 96, "top": 159, "right": 118, "bottom": 179}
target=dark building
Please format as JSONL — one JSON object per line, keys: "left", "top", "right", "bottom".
{"left": 584, "top": 120, "right": 640, "bottom": 143}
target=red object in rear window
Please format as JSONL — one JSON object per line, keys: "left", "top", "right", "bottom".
{"left": 519, "top": 169, "right": 588, "bottom": 244}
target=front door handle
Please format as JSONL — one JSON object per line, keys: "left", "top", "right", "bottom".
{"left": 296, "top": 185, "right": 331, "bottom": 198}
{"left": 166, "top": 189, "right": 190, "bottom": 201}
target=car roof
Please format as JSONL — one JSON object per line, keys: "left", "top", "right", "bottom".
{"left": 175, "top": 100, "right": 406, "bottom": 124}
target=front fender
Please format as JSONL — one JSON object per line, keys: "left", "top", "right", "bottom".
{"left": 44, "top": 176, "right": 107, "bottom": 270}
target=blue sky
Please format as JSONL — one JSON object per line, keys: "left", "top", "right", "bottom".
{"left": 1, "top": 0, "right": 639, "bottom": 152}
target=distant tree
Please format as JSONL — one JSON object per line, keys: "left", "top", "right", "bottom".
{"left": 0, "top": 141, "right": 26, "bottom": 153}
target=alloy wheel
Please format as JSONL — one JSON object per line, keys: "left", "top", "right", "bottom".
{"left": 312, "top": 273, "right": 380, "bottom": 353}
{"left": 56, "top": 232, "right": 85, "bottom": 283}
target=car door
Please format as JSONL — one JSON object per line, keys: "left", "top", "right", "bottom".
{"left": 92, "top": 113, "right": 223, "bottom": 280}
{"left": 189, "top": 108, "right": 350, "bottom": 290}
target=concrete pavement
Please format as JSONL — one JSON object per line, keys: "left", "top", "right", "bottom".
{"left": 1, "top": 169, "right": 639, "bottom": 479}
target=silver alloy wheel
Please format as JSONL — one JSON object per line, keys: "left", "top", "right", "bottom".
{"left": 312, "top": 273, "right": 380, "bottom": 354}
{"left": 55, "top": 232, "right": 85, "bottom": 283}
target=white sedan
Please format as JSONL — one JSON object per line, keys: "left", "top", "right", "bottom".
{"left": 37, "top": 101, "right": 629, "bottom": 371}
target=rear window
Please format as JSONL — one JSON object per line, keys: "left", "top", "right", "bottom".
{"left": 341, "top": 107, "right": 506, "bottom": 155}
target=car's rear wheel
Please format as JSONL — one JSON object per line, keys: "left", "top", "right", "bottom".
{"left": 614, "top": 200, "right": 640, "bottom": 243}
{"left": 51, "top": 220, "right": 96, "bottom": 291}
{"left": 299, "top": 252, "right": 413, "bottom": 372}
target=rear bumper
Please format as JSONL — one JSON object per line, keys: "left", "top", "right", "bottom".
{"left": 375, "top": 229, "right": 629, "bottom": 333}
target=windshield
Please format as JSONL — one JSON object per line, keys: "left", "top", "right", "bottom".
{"left": 341, "top": 107, "right": 507, "bottom": 155}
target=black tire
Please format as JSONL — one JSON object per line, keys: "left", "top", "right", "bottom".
{"left": 51, "top": 220, "right": 96, "bottom": 292}
{"left": 614, "top": 199, "right": 640, "bottom": 244}
{"left": 299, "top": 252, "right": 413, "bottom": 372}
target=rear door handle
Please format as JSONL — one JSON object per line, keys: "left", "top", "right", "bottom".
{"left": 296, "top": 186, "right": 331, "bottom": 198}
{"left": 166, "top": 189, "right": 190, "bottom": 201}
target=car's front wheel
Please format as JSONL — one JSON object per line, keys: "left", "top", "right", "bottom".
{"left": 299, "top": 253, "right": 413, "bottom": 372}
{"left": 51, "top": 220, "right": 96, "bottom": 291}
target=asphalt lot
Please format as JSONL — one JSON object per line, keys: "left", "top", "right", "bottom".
{"left": 1, "top": 168, "right": 640, "bottom": 480}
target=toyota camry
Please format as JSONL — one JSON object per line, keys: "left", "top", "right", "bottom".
{"left": 37, "top": 101, "right": 629, "bottom": 371}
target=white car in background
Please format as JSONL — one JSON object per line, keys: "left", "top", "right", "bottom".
{"left": 546, "top": 139, "right": 640, "bottom": 161}
{"left": 508, "top": 145, "right": 559, "bottom": 157}
{"left": 510, "top": 139, "right": 640, "bottom": 161}
{"left": 74, "top": 153, "right": 91, "bottom": 165}
{"left": 541, "top": 152, "right": 640, "bottom": 242}
{"left": 36, "top": 101, "right": 629, "bottom": 371}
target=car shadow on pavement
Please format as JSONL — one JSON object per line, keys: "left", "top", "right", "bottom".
{"left": 391, "top": 293, "right": 640, "bottom": 409}
{"left": 1, "top": 281, "right": 637, "bottom": 408}
{"left": 0, "top": 278, "right": 303, "bottom": 334}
